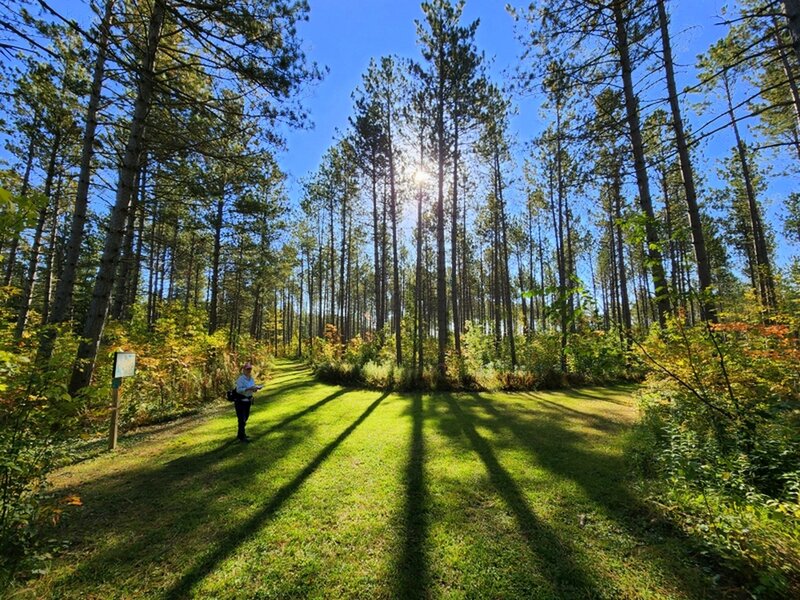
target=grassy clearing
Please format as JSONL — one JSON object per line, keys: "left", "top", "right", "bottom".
{"left": 7, "top": 360, "right": 724, "bottom": 599}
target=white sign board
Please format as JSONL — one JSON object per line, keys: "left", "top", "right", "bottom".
{"left": 113, "top": 352, "right": 136, "bottom": 378}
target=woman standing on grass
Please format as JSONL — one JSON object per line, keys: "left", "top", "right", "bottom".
{"left": 234, "top": 362, "right": 261, "bottom": 442}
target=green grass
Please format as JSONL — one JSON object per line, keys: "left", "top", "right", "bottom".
{"left": 8, "top": 359, "right": 722, "bottom": 599}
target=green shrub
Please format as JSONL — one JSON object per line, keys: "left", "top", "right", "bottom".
{"left": 0, "top": 321, "right": 81, "bottom": 583}
{"left": 313, "top": 360, "right": 363, "bottom": 386}
{"left": 361, "top": 360, "right": 393, "bottom": 388}
{"left": 631, "top": 315, "right": 800, "bottom": 596}
{"left": 566, "top": 329, "right": 630, "bottom": 384}
{"left": 0, "top": 299, "right": 273, "bottom": 584}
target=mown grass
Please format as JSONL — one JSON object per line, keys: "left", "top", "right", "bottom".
{"left": 7, "top": 360, "right": 726, "bottom": 599}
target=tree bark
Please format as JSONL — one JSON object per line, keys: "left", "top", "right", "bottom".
{"left": 415, "top": 185, "right": 425, "bottom": 375}
{"left": 613, "top": 1, "right": 671, "bottom": 327}
{"left": 41, "top": 169, "right": 63, "bottom": 324}
{"left": 127, "top": 165, "right": 146, "bottom": 316}
{"left": 657, "top": 0, "right": 716, "bottom": 322}
{"left": 111, "top": 167, "right": 140, "bottom": 319}
{"left": 15, "top": 134, "right": 61, "bottom": 340}
{"left": 723, "top": 71, "right": 777, "bottom": 310}
{"left": 435, "top": 37, "right": 448, "bottom": 381}
{"left": 614, "top": 170, "right": 632, "bottom": 348}
{"left": 69, "top": 0, "right": 165, "bottom": 394}
{"left": 208, "top": 195, "right": 224, "bottom": 334}
{"left": 371, "top": 155, "right": 383, "bottom": 333}
{"left": 4, "top": 126, "right": 37, "bottom": 287}
{"left": 450, "top": 118, "right": 462, "bottom": 358}
{"left": 40, "top": 0, "right": 113, "bottom": 362}
{"left": 782, "top": 0, "right": 800, "bottom": 65}
{"left": 496, "top": 151, "right": 517, "bottom": 367}
{"left": 387, "top": 105, "right": 402, "bottom": 364}
{"left": 298, "top": 253, "right": 304, "bottom": 355}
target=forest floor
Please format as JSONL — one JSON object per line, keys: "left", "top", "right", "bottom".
{"left": 8, "top": 359, "right": 732, "bottom": 599}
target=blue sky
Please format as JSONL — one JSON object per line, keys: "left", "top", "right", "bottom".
{"left": 4, "top": 0, "right": 794, "bottom": 268}
{"left": 277, "top": 0, "right": 800, "bottom": 269}
{"left": 278, "top": 0, "right": 730, "bottom": 185}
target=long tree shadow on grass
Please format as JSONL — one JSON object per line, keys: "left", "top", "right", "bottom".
{"left": 165, "top": 390, "right": 390, "bottom": 599}
{"left": 50, "top": 387, "right": 351, "bottom": 592}
{"left": 464, "top": 391, "right": 715, "bottom": 596}
{"left": 59, "top": 364, "right": 316, "bottom": 468}
{"left": 441, "top": 395, "right": 601, "bottom": 598}
{"left": 247, "top": 387, "right": 347, "bottom": 442}
{"left": 395, "top": 392, "right": 429, "bottom": 598}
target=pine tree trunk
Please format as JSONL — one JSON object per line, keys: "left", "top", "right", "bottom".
{"left": 41, "top": 170, "right": 63, "bottom": 324}
{"left": 496, "top": 151, "right": 516, "bottom": 367}
{"left": 317, "top": 238, "right": 324, "bottom": 337}
{"left": 338, "top": 194, "right": 347, "bottom": 337}
{"left": 298, "top": 254, "right": 304, "bottom": 355}
{"left": 565, "top": 204, "right": 576, "bottom": 334}
{"left": 613, "top": 1, "right": 671, "bottom": 327}
{"left": 345, "top": 215, "right": 352, "bottom": 342}
{"left": 550, "top": 158, "right": 568, "bottom": 372}
{"left": 146, "top": 205, "right": 159, "bottom": 328}
{"left": 415, "top": 185, "right": 425, "bottom": 375}
{"left": 329, "top": 197, "right": 335, "bottom": 331}
{"left": 68, "top": 0, "right": 164, "bottom": 394}
{"left": 607, "top": 212, "right": 618, "bottom": 335}
{"left": 526, "top": 206, "right": 536, "bottom": 336}
{"left": 518, "top": 253, "right": 529, "bottom": 336}
{"left": 127, "top": 163, "right": 146, "bottom": 316}
{"left": 723, "top": 71, "right": 777, "bottom": 309}
{"left": 208, "top": 195, "right": 224, "bottom": 334}
{"left": 450, "top": 119, "right": 462, "bottom": 358}
{"left": 306, "top": 249, "right": 314, "bottom": 344}
{"left": 4, "top": 127, "right": 37, "bottom": 287}
{"left": 435, "top": 43, "right": 448, "bottom": 380}
{"left": 15, "top": 135, "right": 61, "bottom": 340}
{"left": 167, "top": 220, "right": 178, "bottom": 300}
{"left": 492, "top": 209, "right": 501, "bottom": 354}
{"left": 371, "top": 160, "right": 383, "bottom": 333}
{"left": 614, "top": 171, "right": 633, "bottom": 348}
{"left": 380, "top": 193, "right": 388, "bottom": 339}
{"left": 782, "top": 0, "right": 800, "bottom": 64}
{"left": 657, "top": 0, "right": 716, "bottom": 321}
{"left": 41, "top": 0, "right": 113, "bottom": 361}
{"left": 184, "top": 230, "right": 195, "bottom": 311}
{"left": 111, "top": 167, "right": 140, "bottom": 320}
{"left": 388, "top": 119, "right": 402, "bottom": 364}
{"left": 461, "top": 201, "right": 472, "bottom": 325}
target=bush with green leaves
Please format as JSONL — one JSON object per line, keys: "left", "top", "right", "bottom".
{"left": 631, "top": 314, "right": 800, "bottom": 596}
{"left": 0, "top": 298, "right": 273, "bottom": 584}
{"left": 0, "top": 317, "right": 82, "bottom": 583}
{"left": 566, "top": 329, "right": 631, "bottom": 384}
{"left": 306, "top": 314, "right": 634, "bottom": 391}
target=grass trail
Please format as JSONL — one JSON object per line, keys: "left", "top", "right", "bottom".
{"left": 9, "top": 359, "right": 721, "bottom": 599}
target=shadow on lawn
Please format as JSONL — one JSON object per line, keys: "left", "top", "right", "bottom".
{"left": 458, "top": 392, "right": 712, "bottom": 597}
{"left": 165, "top": 390, "right": 390, "bottom": 598}
{"left": 554, "top": 385, "right": 635, "bottom": 405}
{"left": 51, "top": 386, "right": 354, "bottom": 593}
{"left": 395, "top": 393, "right": 428, "bottom": 598}
{"left": 441, "top": 395, "right": 601, "bottom": 598}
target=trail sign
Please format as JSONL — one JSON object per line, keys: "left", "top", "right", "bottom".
{"left": 113, "top": 352, "right": 136, "bottom": 378}
{"left": 109, "top": 352, "right": 136, "bottom": 450}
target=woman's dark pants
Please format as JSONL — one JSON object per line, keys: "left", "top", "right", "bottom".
{"left": 234, "top": 399, "right": 251, "bottom": 440}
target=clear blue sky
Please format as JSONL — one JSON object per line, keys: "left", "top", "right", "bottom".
{"left": 276, "top": 0, "right": 523, "bottom": 185}
{"left": 277, "top": 0, "right": 730, "bottom": 186}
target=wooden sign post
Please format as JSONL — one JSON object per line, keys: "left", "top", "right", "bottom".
{"left": 109, "top": 352, "right": 136, "bottom": 450}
